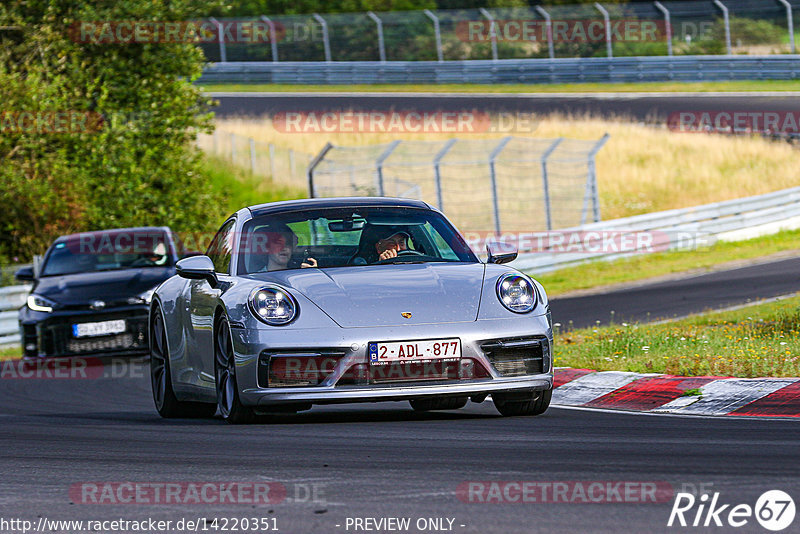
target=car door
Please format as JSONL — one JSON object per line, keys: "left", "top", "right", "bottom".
{"left": 186, "top": 219, "right": 235, "bottom": 385}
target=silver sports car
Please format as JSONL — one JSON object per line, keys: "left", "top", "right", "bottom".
{"left": 149, "top": 197, "right": 553, "bottom": 423}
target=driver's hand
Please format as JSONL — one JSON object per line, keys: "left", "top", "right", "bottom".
{"left": 378, "top": 248, "right": 398, "bottom": 261}
{"left": 301, "top": 257, "right": 318, "bottom": 268}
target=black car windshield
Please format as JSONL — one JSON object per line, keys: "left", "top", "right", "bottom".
{"left": 237, "top": 206, "right": 478, "bottom": 274}
{"left": 40, "top": 230, "right": 172, "bottom": 276}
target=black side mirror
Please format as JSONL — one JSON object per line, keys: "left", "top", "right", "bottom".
{"left": 486, "top": 242, "right": 518, "bottom": 265}
{"left": 181, "top": 250, "right": 204, "bottom": 259}
{"left": 15, "top": 266, "right": 34, "bottom": 282}
{"left": 176, "top": 255, "right": 217, "bottom": 287}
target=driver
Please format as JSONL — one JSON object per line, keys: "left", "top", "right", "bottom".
{"left": 250, "top": 224, "right": 317, "bottom": 272}
{"left": 375, "top": 230, "right": 410, "bottom": 261}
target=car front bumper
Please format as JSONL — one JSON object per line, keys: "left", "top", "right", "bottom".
{"left": 230, "top": 315, "right": 553, "bottom": 408}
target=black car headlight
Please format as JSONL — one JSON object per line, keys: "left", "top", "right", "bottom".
{"left": 496, "top": 273, "right": 536, "bottom": 314}
{"left": 27, "top": 294, "right": 58, "bottom": 313}
{"left": 249, "top": 286, "right": 298, "bottom": 326}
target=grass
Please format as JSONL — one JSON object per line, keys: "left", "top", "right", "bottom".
{"left": 553, "top": 295, "right": 800, "bottom": 378}
{"left": 0, "top": 346, "right": 21, "bottom": 361}
{"left": 199, "top": 152, "right": 306, "bottom": 213}
{"left": 214, "top": 114, "right": 800, "bottom": 221}
{"left": 537, "top": 228, "right": 800, "bottom": 297}
{"left": 200, "top": 80, "right": 800, "bottom": 94}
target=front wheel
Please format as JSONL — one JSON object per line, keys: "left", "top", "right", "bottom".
{"left": 493, "top": 388, "right": 552, "bottom": 417}
{"left": 150, "top": 305, "right": 216, "bottom": 419}
{"left": 215, "top": 315, "right": 256, "bottom": 424}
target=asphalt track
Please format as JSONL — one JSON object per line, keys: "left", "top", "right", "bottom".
{"left": 551, "top": 256, "right": 800, "bottom": 330}
{"left": 1, "top": 366, "right": 799, "bottom": 534}
{"left": 211, "top": 92, "right": 800, "bottom": 123}
{"left": 1, "top": 256, "right": 799, "bottom": 533}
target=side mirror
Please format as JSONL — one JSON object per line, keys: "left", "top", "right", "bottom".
{"left": 486, "top": 242, "right": 518, "bottom": 265}
{"left": 15, "top": 266, "right": 34, "bottom": 282}
{"left": 176, "top": 255, "right": 217, "bottom": 287}
{"left": 181, "top": 250, "right": 204, "bottom": 259}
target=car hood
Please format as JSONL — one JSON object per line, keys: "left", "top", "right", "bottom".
{"left": 33, "top": 267, "right": 173, "bottom": 306}
{"left": 256, "top": 263, "right": 486, "bottom": 327}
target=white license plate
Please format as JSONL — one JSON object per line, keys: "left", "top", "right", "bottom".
{"left": 72, "top": 319, "right": 126, "bottom": 338}
{"left": 369, "top": 338, "right": 461, "bottom": 365}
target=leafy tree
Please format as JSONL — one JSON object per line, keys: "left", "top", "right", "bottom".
{"left": 0, "top": 0, "right": 226, "bottom": 261}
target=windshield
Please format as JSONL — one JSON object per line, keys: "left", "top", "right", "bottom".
{"left": 40, "top": 230, "right": 172, "bottom": 276}
{"left": 237, "top": 206, "right": 478, "bottom": 274}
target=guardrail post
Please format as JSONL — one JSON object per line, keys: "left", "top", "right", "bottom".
{"left": 593, "top": 3, "right": 613, "bottom": 58}
{"left": 653, "top": 1, "right": 673, "bottom": 56}
{"left": 424, "top": 9, "right": 444, "bottom": 62}
{"left": 713, "top": 0, "right": 732, "bottom": 55}
{"left": 535, "top": 6, "right": 555, "bottom": 59}
{"left": 307, "top": 142, "right": 334, "bottom": 198}
{"left": 312, "top": 13, "right": 332, "bottom": 62}
{"left": 541, "top": 138, "right": 563, "bottom": 231}
{"left": 479, "top": 8, "right": 499, "bottom": 61}
{"left": 582, "top": 133, "right": 610, "bottom": 224}
{"left": 778, "top": 0, "right": 796, "bottom": 54}
{"left": 209, "top": 17, "right": 227, "bottom": 63}
{"left": 260, "top": 15, "right": 279, "bottom": 62}
{"left": 432, "top": 139, "right": 457, "bottom": 211}
{"left": 249, "top": 138, "right": 257, "bottom": 174}
{"left": 375, "top": 140, "right": 401, "bottom": 197}
{"left": 367, "top": 11, "right": 386, "bottom": 63}
{"left": 488, "top": 137, "right": 512, "bottom": 235}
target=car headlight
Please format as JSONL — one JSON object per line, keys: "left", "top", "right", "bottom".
{"left": 496, "top": 273, "right": 536, "bottom": 314}
{"left": 128, "top": 288, "right": 155, "bottom": 305}
{"left": 27, "top": 294, "right": 57, "bottom": 313}
{"left": 249, "top": 286, "right": 298, "bottom": 326}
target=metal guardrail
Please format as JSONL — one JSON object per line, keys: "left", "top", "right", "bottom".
{"left": 0, "top": 284, "right": 29, "bottom": 347}
{"left": 513, "top": 186, "right": 800, "bottom": 274}
{"left": 198, "top": 55, "right": 800, "bottom": 84}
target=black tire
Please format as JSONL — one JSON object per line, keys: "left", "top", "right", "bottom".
{"left": 150, "top": 306, "right": 217, "bottom": 419}
{"left": 215, "top": 315, "right": 257, "bottom": 424}
{"left": 409, "top": 396, "right": 468, "bottom": 412}
{"left": 493, "top": 388, "right": 552, "bottom": 417}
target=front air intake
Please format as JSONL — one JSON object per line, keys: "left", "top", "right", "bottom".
{"left": 259, "top": 350, "right": 346, "bottom": 388}
{"left": 481, "top": 337, "right": 549, "bottom": 377}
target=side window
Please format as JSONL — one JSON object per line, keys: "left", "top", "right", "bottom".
{"left": 206, "top": 220, "right": 236, "bottom": 274}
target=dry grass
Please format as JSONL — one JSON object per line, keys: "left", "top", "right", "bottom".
{"left": 214, "top": 114, "right": 800, "bottom": 220}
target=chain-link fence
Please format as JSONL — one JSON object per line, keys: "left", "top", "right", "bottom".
{"left": 308, "top": 135, "right": 609, "bottom": 235}
{"left": 197, "top": 130, "right": 314, "bottom": 191}
{"left": 200, "top": 1, "right": 799, "bottom": 63}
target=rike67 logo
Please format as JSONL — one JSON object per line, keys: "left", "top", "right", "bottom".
{"left": 668, "top": 490, "right": 795, "bottom": 531}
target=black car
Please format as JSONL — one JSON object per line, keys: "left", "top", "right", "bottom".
{"left": 16, "top": 227, "right": 186, "bottom": 359}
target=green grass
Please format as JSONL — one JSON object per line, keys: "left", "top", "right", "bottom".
{"left": 534, "top": 228, "right": 800, "bottom": 297}
{"left": 199, "top": 80, "right": 800, "bottom": 94}
{"left": 0, "top": 346, "right": 21, "bottom": 361}
{"left": 200, "top": 153, "right": 306, "bottom": 214}
{"left": 554, "top": 295, "right": 800, "bottom": 378}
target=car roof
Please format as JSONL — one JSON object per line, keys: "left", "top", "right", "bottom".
{"left": 54, "top": 226, "right": 172, "bottom": 242}
{"left": 247, "top": 197, "right": 431, "bottom": 218}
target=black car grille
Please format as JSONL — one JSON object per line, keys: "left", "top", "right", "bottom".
{"left": 481, "top": 336, "right": 550, "bottom": 377}
{"left": 38, "top": 311, "right": 149, "bottom": 357}
{"left": 259, "top": 349, "right": 347, "bottom": 388}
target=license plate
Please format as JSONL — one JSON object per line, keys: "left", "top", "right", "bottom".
{"left": 369, "top": 338, "right": 461, "bottom": 365}
{"left": 72, "top": 319, "right": 126, "bottom": 338}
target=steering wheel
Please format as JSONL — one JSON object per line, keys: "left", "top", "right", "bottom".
{"left": 374, "top": 250, "right": 425, "bottom": 264}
